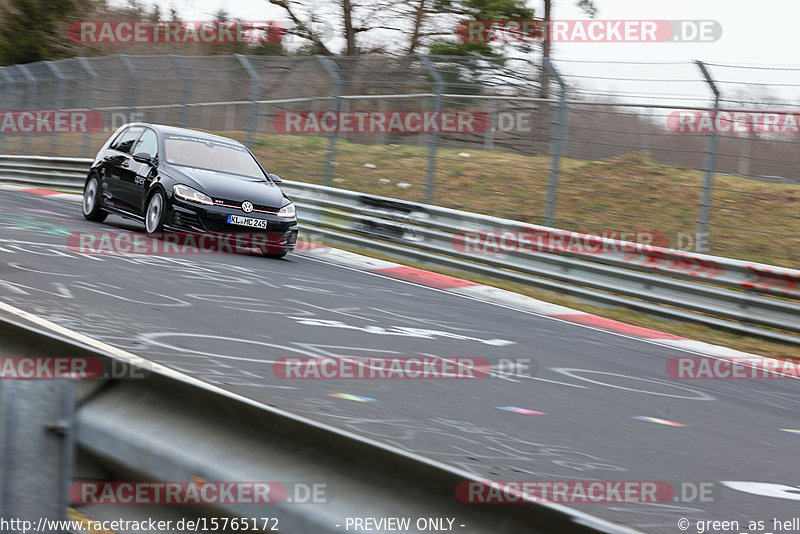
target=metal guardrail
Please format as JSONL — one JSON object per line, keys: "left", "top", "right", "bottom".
{"left": 1, "top": 155, "right": 799, "bottom": 345}
{"left": 0, "top": 155, "right": 93, "bottom": 189}
{"left": 0, "top": 303, "right": 631, "bottom": 534}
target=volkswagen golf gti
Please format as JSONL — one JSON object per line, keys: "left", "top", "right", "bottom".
{"left": 81, "top": 123, "right": 298, "bottom": 258}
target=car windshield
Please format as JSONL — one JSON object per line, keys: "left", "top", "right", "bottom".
{"left": 164, "top": 134, "right": 266, "bottom": 180}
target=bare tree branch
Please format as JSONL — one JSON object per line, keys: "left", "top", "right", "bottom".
{"left": 267, "top": 0, "right": 334, "bottom": 54}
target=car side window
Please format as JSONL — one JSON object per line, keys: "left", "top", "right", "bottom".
{"left": 133, "top": 129, "right": 158, "bottom": 159}
{"left": 111, "top": 127, "right": 144, "bottom": 154}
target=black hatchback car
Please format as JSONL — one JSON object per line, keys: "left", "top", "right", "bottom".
{"left": 81, "top": 123, "right": 298, "bottom": 257}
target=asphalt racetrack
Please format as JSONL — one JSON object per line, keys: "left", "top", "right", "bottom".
{"left": 1, "top": 189, "right": 799, "bottom": 533}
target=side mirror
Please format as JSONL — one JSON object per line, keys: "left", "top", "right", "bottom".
{"left": 133, "top": 152, "right": 154, "bottom": 164}
{"left": 268, "top": 173, "right": 282, "bottom": 183}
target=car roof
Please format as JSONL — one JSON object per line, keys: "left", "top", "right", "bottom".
{"left": 123, "top": 123, "right": 245, "bottom": 146}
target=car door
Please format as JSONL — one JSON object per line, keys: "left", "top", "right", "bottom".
{"left": 126, "top": 127, "right": 160, "bottom": 215}
{"left": 103, "top": 126, "right": 144, "bottom": 213}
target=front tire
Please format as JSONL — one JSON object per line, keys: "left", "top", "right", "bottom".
{"left": 265, "top": 250, "right": 289, "bottom": 259}
{"left": 82, "top": 176, "right": 107, "bottom": 222}
{"left": 145, "top": 190, "right": 166, "bottom": 234}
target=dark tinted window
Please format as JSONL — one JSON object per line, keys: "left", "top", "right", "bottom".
{"left": 110, "top": 127, "right": 144, "bottom": 154}
{"left": 164, "top": 135, "right": 265, "bottom": 179}
{"left": 133, "top": 129, "right": 158, "bottom": 159}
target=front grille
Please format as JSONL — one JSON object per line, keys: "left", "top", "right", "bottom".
{"left": 213, "top": 199, "right": 279, "bottom": 214}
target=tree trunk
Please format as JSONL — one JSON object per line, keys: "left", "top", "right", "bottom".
{"left": 407, "top": 0, "right": 426, "bottom": 54}
{"left": 343, "top": 0, "right": 357, "bottom": 55}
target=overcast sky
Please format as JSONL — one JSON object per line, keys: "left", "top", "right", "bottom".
{"left": 134, "top": 0, "right": 788, "bottom": 65}
{"left": 124, "top": 0, "right": 798, "bottom": 106}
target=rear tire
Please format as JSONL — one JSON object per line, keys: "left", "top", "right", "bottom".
{"left": 82, "top": 175, "right": 107, "bottom": 222}
{"left": 145, "top": 190, "right": 166, "bottom": 234}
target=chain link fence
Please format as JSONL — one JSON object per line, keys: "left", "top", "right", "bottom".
{"left": 0, "top": 54, "right": 798, "bottom": 267}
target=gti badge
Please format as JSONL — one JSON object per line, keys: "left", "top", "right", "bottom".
{"left": 241, "top": 201, "right": 254, "bottom": 213}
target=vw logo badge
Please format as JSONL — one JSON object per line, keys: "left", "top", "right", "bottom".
{"left": 241, "top": 201, "right": 254, "bottom": 213}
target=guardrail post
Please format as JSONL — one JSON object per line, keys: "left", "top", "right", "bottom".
{"left": 44, "top": 61, "right": 67, "bottom": 155}
{"left": 543, "top": 58, "right": 567, "bottom": 227}
{"left": 15, "top": 65, "right": 36, "bottom": 154}
{"left": 118, "top": 55, "right": 140, "bottom": 123}
{"left": 171, "top": 55, "right": 193, "bottom": 128}
{"left": 235, "top": 54, "right": 262, "bottom": 146}
{"left": 76, "top": 58, "right": 98, "bottom": 158}
{"left": 0, "top": 380, "right": 74, "bottom": 522}
{"left": 418, "top": 54, "right": 443, "bottom": 204}
{"left": 317, "top": 56, "right": 341, "bottom": 187}
{"left": 695, "top": 60, "right": 720, "bottom": 254}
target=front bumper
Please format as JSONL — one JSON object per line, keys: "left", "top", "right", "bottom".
{"left": 168, "top": 198, "right": 299, "bottom": 252}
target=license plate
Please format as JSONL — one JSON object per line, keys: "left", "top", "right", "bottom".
{"left": 227, "top": 215, "right": 268, "bottom": 229}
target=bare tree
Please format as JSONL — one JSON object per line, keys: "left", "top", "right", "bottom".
{"left": 267, "top": 0, "right": 335, "bottom": 55}
{"left": 539, "top": 0, "right": 599, "bottom": 98}
{"left": 267, "top": 0, "right": 532, "bottom": 56}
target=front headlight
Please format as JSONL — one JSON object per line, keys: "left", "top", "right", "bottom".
{"left": 173, "top": 184, "right": 213, "bottom": 205}
{"left": 277, "top": 203, "right": 296, "bottom": 218}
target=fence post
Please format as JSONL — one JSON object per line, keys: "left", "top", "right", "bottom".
{"left": 224, "top": 105, "right": 236, "bottom": 131}
{"left": 15, "top": 64, "right": 36, "bottom": 154}
{"left": 118, "top": 55, "right": 140, "bottom": 123}
{"left": 44, "top": 61, "right": 66, "bottom": 155}
{"left": 739, "top": 128, "right": 753, "bottom": 177}
{"left": 235, "top": 54, "right": 261, "bottom": 146}
{"left": 543, "top": 58, "right": 567, "bottom": 227}
{"left": 418, "top": 54, "right": 443, "bottom": 204}
{"left": 484, "top": 99, "right": 497, "bottom": 150}
{"left": 375, "top": 99, "right": 388, "bottom": 145}
{"left": 171, "top": 55, "right": 193, "bottom": 128}
{"left": 641, "top": 108, "right": 652, "bottom": 157}
{"left": 695, "top": 60, "right": 720, "bottom": 254}
{"left": 0, "top": 68, "right": 13, "bottom": 154}
{"left": 76, "top": 58, "right": 98, "bottom": 158}
{"left": 316, "top": 56, "right": 341, "bottom": 187}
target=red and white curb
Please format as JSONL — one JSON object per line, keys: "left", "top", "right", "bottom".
{"left": 3, "top": 181, "right": 792, "bottom": 370}
{"left": 303, "top": 239, "right": 795, "bottom": 371}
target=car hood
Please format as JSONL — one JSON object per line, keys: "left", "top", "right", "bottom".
{"left": 166, "top": 165, "right": 287, "bottom": 208}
